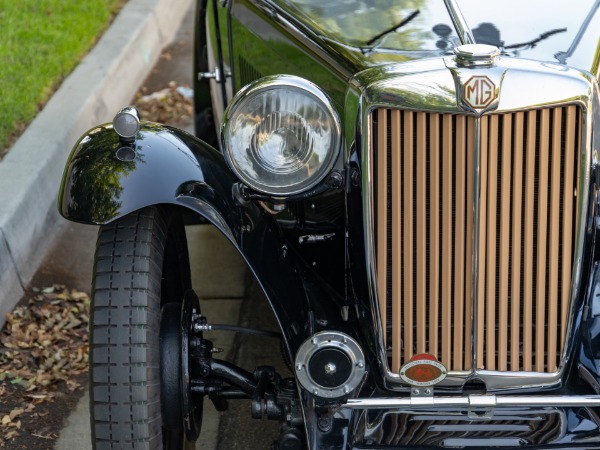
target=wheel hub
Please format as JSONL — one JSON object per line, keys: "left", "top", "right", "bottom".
{"left": 181, "top": 290, "right": 203, "bottom": 441}
{"left": 159, "top": 290, "right": 204, "bottom": 440}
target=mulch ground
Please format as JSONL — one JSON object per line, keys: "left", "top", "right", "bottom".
{"left": 134, "top": 80, "right": 193, "bottom": 126}
{"left": 0, "top": 285, "right": 89, "bottom": 449}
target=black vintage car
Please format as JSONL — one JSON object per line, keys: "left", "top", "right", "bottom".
{"left": 59, "top": 0, "right": 600, "bottom": 448}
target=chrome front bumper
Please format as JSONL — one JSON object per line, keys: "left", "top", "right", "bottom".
{"left": 345, "top": 394, "right": 600, "bottom": 418}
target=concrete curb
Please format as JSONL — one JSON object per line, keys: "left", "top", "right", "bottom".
{"left": 0, "top": 0, "right": 194, "bottom": 325}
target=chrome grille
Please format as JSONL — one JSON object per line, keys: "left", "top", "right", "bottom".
{"left": 371, "top": 106, "right": 581, "bottom": 374}
{"left": 361, "top": 411, "right": 563, "bottom": 447}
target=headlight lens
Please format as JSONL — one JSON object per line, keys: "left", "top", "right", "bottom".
{"left": 222, "top": 75, "right": 341, "bottom": 196}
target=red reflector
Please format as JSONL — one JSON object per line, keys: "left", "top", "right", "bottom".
{"left": 399, "top": 354, "right": 447, "bottom": 387}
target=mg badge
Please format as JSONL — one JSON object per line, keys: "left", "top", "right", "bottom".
{"left": 399, "top": 354, "right": 447, "bottom": 387}
{"left": 463, "top": 75, "right": 496, "bottom": 109}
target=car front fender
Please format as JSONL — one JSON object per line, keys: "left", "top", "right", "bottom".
{"left": 59, "top": 122, "right": 314, "bottom": 352}
{"left": 59, "top": 122, "right": 240, "bottom": 230}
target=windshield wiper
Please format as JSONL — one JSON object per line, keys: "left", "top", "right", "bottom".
{"left": 504, "top": 28, "right": 567, "bottom": 50}
{"left": 555, "top": 0, "right": 600, "bottom": 64}
{"left": 364, "top": 9, "right": 420, "bottom": 47}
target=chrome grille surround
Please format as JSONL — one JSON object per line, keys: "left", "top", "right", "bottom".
{"left": 354, "top": 56, "right": 595, "bottom": 391}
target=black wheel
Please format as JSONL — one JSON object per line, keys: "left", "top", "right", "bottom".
{"left": 90, "top": 206, "right": 198, "bottom": 449}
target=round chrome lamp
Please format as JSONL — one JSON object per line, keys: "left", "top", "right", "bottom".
{"left": 112, "top": 106, "right": 141, "bottom": 141}
{"left": 222, "top": 75, "right": 341, "bottom": 196}
{"left": 295, "top": 331, "right": 366, "bottom": 399}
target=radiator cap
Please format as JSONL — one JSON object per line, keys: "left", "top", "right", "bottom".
{"left": 454, "top": 44, "right": 500, "bottom": 67}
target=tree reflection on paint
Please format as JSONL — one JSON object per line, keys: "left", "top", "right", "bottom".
{"left": 67, "top": 126, "right": 142, "bottom": 223}
{"left": 275, "top": 0, "right": 431, "bottom": 50}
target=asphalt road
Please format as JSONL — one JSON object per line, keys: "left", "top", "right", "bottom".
{"left": 37, "top": 8, "right": 286, "bottom": 450}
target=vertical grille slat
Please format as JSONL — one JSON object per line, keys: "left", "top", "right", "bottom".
{"left": 429, "top": 113, "right": 441, "bottom": 361}
{"left": 477, "top": 116, "right": 489, "bottom": 370}
{"left": 372, "top": 106, "right": 580, "bottom": 375}
{"left": 391, "top": 109, "right": 402, "bottom": 373}
{"left": 441, "top": 114, "right": 453, "bottom": 368}
{"left": 510, "top": 112, "right": 525, "bottom": 372}
{"left": 535, "top": 109, "right": 551, "bottom": 373}
{"left": 375, "top": 111, "right": 388, "bottom": 345}
{"left": 485, "top": 115, "right": 499, "bottom": 371}
{"left": 416, "top": 112, "right": 428, "bottom": 355}
{"left": 548, "top": 108, "right": 563, "bottom": 372}
{"left": 561, "top": 106, "right": 578, "bottom": 349}
{"left": 454, "top": 115, "right": 467, "bottom": 370}
{"left": 523, "top": 110, "right": 537, "bottom": 371}
{"left": 498, "top": 114, "right": 512, "bottom": 371}
{"left": 403, "top": 111, "right": 415, "bottom": 363}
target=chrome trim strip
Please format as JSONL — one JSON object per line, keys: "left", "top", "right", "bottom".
{"left": 344, "top": 395, "right": 600, "bottom": 410}
{"left": 471, "top": 116, "right": 481, "bottom": 370}
{"left": 443, "top": 0, "right": 475, "bottom": 45}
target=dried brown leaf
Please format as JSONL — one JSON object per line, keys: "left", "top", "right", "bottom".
{"left": 1, "top": 284, "right": 91, "bottom": 440}
{"left": 4, "top": 429, "right": 20, "bottom": 439}
{"left": 9, "top": 408, "right": 24, "bottom": 420}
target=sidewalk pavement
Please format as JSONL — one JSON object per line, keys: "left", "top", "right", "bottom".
{"left": 0, "top": 0, "right": 194, "bottom": 327}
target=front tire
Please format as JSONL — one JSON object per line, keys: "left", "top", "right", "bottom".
{"left": 90, "top": 206, "right": 196, "bottom": 449}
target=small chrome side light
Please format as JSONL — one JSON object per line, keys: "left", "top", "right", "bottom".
{"left": 113, "top": 107, "right": 141, "bottom": 140}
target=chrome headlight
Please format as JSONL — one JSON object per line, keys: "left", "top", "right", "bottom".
{"left": 222, "top": 75, "right": 341, "bottom": 196}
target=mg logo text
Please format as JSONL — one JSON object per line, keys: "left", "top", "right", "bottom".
{"left": 463, "top": 75, "right": 496, "bottom": 109}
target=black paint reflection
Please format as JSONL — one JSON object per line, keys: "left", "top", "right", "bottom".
{"left": 66, "top": 128, "right": 139, "bottom": 223}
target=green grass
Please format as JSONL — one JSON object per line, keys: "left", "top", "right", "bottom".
{"left": 0, "top": 0, "right": 125, "bottom": 157}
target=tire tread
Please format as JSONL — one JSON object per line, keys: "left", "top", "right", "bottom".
{"left": 90, "top": 208, "right": 166, "bottom": 450}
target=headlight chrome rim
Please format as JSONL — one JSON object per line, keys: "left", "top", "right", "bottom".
{"left": 222, "top": 75, "right": 341, "bottom": 196}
